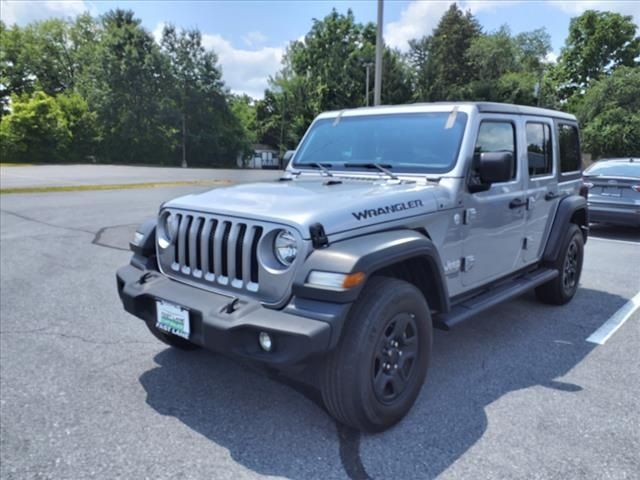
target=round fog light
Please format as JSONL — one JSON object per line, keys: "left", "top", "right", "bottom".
{"left": 258, "top": 331, "right": 273, "bottom": 352}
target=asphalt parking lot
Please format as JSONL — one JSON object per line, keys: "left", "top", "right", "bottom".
{"left": 1, "top": 167, "right": 639, "bottom": 479}
{"left": 0, "top": 164, "right": 279, "bottom": 189}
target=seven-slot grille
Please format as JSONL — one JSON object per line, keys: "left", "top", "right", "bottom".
{"left": 164, "top": 212, "right": 264, "bottom": 292}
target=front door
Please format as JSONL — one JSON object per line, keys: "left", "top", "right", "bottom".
{"left": 522, "top": 118, "right": 559, "bottom": 263}
{"left": 462, "top": 118, "right": 527, "bottom": 288}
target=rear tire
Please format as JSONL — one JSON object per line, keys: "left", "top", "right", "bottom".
{"left": 144, "top": 319, "right": 200, "bottom": 350}
{"left": 320, "top": 277, "right": 432, "bottom": 432}
{"left": 536, "top": 223, "right": 584, "bottom": 305}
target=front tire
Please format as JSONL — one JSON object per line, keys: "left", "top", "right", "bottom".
{"left": 320, "top": 277, "right": 432, "bottom": 432}
{"left": 536, "top": 223, "right": 584, "bottom": 305}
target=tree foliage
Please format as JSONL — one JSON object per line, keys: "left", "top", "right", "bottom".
{"left": 410, "top": 4, "right": 481, "bottom": 101}
{"left": 1, "top": 4, "right": 638, "bottom": 163}
{"left": 551, "top": 10, "right": 639, "bottom": 104}
{"left": 0, "top": 90, "right": 97, "bottom": 163}
{"left": 0, "top": 10, "right": 248, "bottom": 165}
{"left": 160, "top": 24, "right": 247, "bottom": 166}
{"left": 578, "top": 67, "right": 640, "bottom": 158}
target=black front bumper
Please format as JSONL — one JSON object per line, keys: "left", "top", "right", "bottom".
{"left": 117, "top": 265, "right": 350, "bottom": 366}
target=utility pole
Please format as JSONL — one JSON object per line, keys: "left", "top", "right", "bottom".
{"left": 365, "top": 62, "right": 373, "bottom": 106}
{"left": 181, "top": 113, "right": 187, "bottom": 168}
{"left": 374, "top": 0, "right": 383, "bottom": 106}
{"left": 280, "top": 91, "right": 286, "bottom": 157}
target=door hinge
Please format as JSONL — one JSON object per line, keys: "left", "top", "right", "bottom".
{"left": 461, "top": 255, "right": 475, "bottom": 272}
{"left": 464, "top": 208, "right": 477, "bottom": 225}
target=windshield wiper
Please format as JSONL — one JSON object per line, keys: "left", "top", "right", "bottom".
{"left": 309, "top": 162, "right": 334, "bottom": 177}
{"left": 344, "top": 162, "right": 398, "bottom": 180}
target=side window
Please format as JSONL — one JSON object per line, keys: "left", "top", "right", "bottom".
{"left": 558, "top": 124, "right": 581, "bottom": 173}
{"left": 526, "top": 122, "right": 552, "bottom": 177}
{"left": 474, "top": 121, "right": 516, "bottom": 180}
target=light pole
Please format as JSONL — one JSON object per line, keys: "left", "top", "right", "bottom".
{"left": 365, "top": 62, "right": 374, "bottom": 106}
{"left": 374, "top": 0, "right": 384, "bottom": 106}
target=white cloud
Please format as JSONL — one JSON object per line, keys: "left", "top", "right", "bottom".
{"left": 545, "top": 51, "right": 559, "bottom": 63}
{"left": 385, "top": 1, "right": 451, "bottom": 51}
{"left": 152, "top": 21, "right": 166, "bottom": 43}
{"left": 547, "top": 0, "right": 639, "bottom": 23}
{"left": 242, "top": 31, "right": 267, "bottom": 47}
{"left": 0, "top": 0, "right": 90, "bottom": 25}
{"left": 385, "top": 1, "right": 522, "bottom": 51}
{"left": 202, "top": 34, "right": 283, "bottom": 99}
{"left": 150, "top": 23, "right": 283, "bottom": 99}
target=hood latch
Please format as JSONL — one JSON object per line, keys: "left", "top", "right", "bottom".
{"left": 310, "top": 223, "right": 329, "bottom": 249}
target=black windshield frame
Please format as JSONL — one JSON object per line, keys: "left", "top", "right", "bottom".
{"left": 292, "top": 112, "right": 468, "bottom": 174}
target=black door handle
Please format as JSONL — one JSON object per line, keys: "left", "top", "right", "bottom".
{"left": 509, "top": 198, "right": 527, "bottom": 209}
{"left": 545, "top": 191, "right": 559, "bottom": 201}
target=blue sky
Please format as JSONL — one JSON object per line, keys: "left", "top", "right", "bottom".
{"left": 2, "top": 1, "right": 639, "bottom": 98}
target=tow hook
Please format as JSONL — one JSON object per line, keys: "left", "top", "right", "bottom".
{"left": 138, "top": 272, "right": 156, "bottom": 285}
{"left": 222, "top": 298, "right": 240, "bottom": 314}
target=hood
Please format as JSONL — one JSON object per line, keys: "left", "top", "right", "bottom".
{"left": 164, "top": 177, "right": 442, "bottom": 238}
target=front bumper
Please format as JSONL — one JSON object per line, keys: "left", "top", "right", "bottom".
{"left": 116, "top": 264, "right": 350, "bottom": 366}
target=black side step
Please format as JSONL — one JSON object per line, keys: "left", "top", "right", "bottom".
{"left": 434, "top": 268, "right": 558, "bottom": 330}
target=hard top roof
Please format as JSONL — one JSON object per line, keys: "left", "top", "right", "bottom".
{"left": 319, "top": 101, "right": 577, "bottom": 122}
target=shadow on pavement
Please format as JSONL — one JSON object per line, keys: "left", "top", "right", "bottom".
{"left": 139, "top": 287, "right": 626, "bottom": 479}
{"left": 588, "top": 223, "right": 639, "bottom": 242}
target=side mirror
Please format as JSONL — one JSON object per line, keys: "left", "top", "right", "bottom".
{"left": 477, "top": 151, "right": 513, "bottom": 184}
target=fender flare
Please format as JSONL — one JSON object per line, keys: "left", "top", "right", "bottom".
{"left": 292, "top": 229, "right": 450, "bottom": 311}
{"left": 129, "top": 218, "right": 157, "bottom": 270}
{"left": 542, "top": 194, "right": 588, "bottom": 264}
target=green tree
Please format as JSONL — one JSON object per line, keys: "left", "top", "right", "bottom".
{"left": 464, "top": 26, "right": 551, "bottom": 105}
{"left": 0, "top": 90, "right": 98, "bottom": 163}
{"left": 578, "top": 66, "right": 640, "bottom": 158}
{"left": 161, "top": 24, "right": 248, "bottom": 167}
{"left": 552, "top": 10, "right": 639, "bottom": 103}
{"left": 515, "top": 28, "right": 552, "bottom": 74}
{"left": 257, "top": 9, "right": 413, "bottom": 151}
{"left": 409, "top": 3, "right": 482, "bottom": 101}
{"left": 93, "top": 9, "right": 172, "bottom": 164}
{"left": 0, "top": 91, "right": 70, "bottom": 163}
{"left": 56, "top": 91, "right": 98, "bottom": 161}
{"left": 229, "top": 94, "right": 258, "bottom": 146}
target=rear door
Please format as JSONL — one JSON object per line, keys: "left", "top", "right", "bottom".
{"left": 522, "top": 117, "right": 559, "bottom": 263}
{"left": 461, "top": 117, "right": 527, "bottom": 287}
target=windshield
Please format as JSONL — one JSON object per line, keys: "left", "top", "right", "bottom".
{"left": 293, "top": 112, "right": 468, "bottom": 174}
{"left": 585, "top": 160, "right": 640, "bottom": 178}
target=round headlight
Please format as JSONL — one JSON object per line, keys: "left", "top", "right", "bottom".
{"left": 158, "top": 212, "right": 175, "bottom": 248}
{"left": 274, "top": 229, "right": 298, "bottom": 266}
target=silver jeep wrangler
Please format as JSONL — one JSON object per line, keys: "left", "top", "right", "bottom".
{"left": 117, "top": 102, "right": 588, "bottom": 432}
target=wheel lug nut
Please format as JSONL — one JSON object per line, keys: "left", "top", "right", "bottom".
{"left": 398, "top": 350, "right": 403, "bottom": 356}
{"left": 394, "top": 364, "right": 398, "bottom": 369}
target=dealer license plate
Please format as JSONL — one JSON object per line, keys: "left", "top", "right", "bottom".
{"left": 156, "top": 300, "right": 190, "bottom": 339}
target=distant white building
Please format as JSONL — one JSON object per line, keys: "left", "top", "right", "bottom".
{"left": 238, "top": 144, "right": 280, "bottom": 169}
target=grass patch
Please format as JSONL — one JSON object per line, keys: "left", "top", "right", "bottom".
{"left": 0, "top": 162, "right": 34, "bottom": 167}
{"left": 0, "top": 179, "right": 231, "bottom": 194}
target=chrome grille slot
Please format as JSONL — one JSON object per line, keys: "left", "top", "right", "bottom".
{"left": 160, "top": 210, "right": 268, "bottom": 295}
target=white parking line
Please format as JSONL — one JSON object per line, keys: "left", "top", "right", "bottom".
{"left": 587, "top": 291, "right": 640, "bottom": 344}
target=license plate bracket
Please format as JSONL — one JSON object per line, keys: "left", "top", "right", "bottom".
{"left": 155, "top": 300, "right": 190, "bottom": 339}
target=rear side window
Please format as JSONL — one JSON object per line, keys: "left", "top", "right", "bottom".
{"left": 526, "top": 122, "right": 552, "bottom": 177}
{"left": 475, "top": 121, "right": 516, "bottom": 179}
{"left": 558, "top": 124, "right": 581, "bottom": 173}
